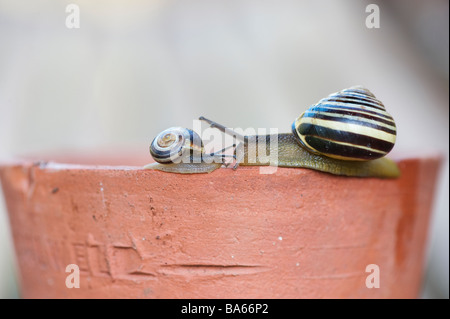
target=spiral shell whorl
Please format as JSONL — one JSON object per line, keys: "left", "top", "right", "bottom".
{"left": 293, "top": 86, "right": 396, "bottom": 161}
{"left": 150, "top": 127, "right": 203, "bottom": 163}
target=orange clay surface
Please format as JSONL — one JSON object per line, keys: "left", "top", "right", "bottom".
{"left": 0, "top": 155, "right": 441, "bottom": 298}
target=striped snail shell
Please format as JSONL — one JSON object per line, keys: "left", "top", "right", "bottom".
{"left": 150, "top": 127, "right": 203, "bottom": 164}
{"left": 292, "top": 86, "right": 396, "bottom": 161}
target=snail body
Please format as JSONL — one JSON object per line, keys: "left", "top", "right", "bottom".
{"left": 144, "top": 86, "right": 400, "bottom": 178}
{"left": 238, "top": 133, "right": 400, "bottom": 178}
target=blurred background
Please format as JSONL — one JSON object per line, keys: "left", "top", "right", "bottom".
{"left": 0, "top": 0, "right": 448, "bottom": 298}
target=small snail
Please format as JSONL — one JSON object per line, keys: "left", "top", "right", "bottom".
{"left": 145, "top": 86, "right": 400, "bottom": 178}
{"left": 144, "top": 126, "right": 235, "bottom": 173}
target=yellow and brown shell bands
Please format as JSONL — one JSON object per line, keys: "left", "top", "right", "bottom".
{"left": 150, "top": 127, "right": 203, "bottom": 163}
{"left": 293, "top": 86, "right": 396, "bottom": 161}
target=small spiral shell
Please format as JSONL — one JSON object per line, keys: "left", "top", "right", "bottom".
{"left": 150, "top": 127, "right": 203, "bottom": 164}
{"left": 292, "top": 86, "right": 396, "bottom": 161}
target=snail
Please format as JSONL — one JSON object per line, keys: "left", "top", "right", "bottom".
{"left": 144, "top": 126, "right": 235, "bottom": 173}
{"left": 144, "top": 86, "right": 400, "bottom": 178}
{"left": 292, "top": 86, "right": 396, "bottom": 161}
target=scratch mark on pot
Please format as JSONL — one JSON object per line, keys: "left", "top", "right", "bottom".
{"left": 114, "top": 265, "right": 157, "bottom": 281}
{"left": 159, "top": 263, "right": 268, "bottom": 276}
{"left": 127, "top": 270, "right": 156, "bottom": 277}
{"left": 128, "top": 232, "right": 138, "bottom": 251}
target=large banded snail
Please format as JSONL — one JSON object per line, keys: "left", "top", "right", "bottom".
{"left": 293, "top": 86, "right": 396, "bottom": 161}
{"left": 144, "top": 86, "right": 400, "bottom": 178}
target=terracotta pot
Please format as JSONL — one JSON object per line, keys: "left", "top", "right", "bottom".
{"left": 0, "top": 154, "right": 441, "bottom": 298}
